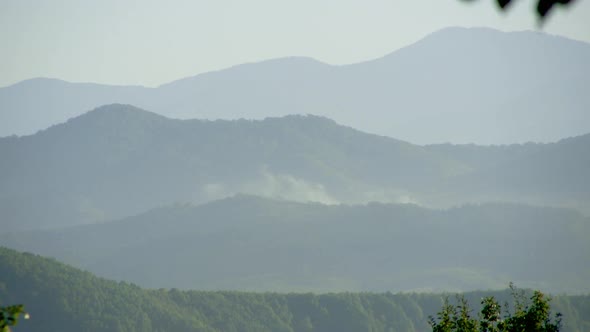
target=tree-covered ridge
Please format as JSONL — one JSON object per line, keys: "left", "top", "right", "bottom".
{"left": 0, "top": 104, "right": 459, "bottom": 231}
{"left": 1, "top": 248, "right": 589, "bottom": 332}
{"left": 3, "top": 195, "right": 589, "bottom": 293}
{"left": 1, "top": 104, "right": 589, "bottom": 233}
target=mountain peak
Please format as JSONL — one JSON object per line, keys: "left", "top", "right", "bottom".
{"left": 34, "top": 104, "right": 170, "bottom": 138}
{"left": 428, "top": 26, "right": 584, "bottom": 44}
{"left": 374, "top": 26, "right": 590, "bottom": 65}
{"left": 263, "top": 114, "right": 338, "bottom": 126}
{"left": 75, "top": 104, "right": 168, "bottom": 122}
{"left": 3, "top": 77, "right": 70, "bottom": 89}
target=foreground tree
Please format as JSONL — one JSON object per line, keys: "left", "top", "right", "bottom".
{"left": 0, "top": 305, "right": 28, "bottom": 332}
{"left": 429, "top": 284, "right": 562, "bottom": 332}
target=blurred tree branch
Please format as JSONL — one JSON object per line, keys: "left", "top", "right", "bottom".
{"left": 463, "top": 0, "right": 577, "bottom": 21}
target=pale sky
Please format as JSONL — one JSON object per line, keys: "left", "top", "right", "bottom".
{"left": 1, "top": 0, "right": 588, "bottom": 88}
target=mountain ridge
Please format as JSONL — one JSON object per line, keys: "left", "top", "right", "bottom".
{"left": 8, "top": 27, "right": 588, "bottom": 90}
{"left": 3, "top": 195, "right": 589, "bottom": 293}
{"left": 8, "top": 102, "right": 589, "bottom": 145}
{"left": 2, "top": 26, "right": 589, "bottom": 144}
{"left": 1, "top": 103, "right": 589, "bottom": 232}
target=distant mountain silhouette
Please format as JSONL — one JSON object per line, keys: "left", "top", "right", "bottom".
{"left": 0, "top": 104, "right": 588, "bottom": 232}
{"left": 2, "top": 27, "right": 589, "bottom": 144}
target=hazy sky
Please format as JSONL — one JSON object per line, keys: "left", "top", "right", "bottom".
{"left": 1, "top": 0, "right": 588, "bottom": 88}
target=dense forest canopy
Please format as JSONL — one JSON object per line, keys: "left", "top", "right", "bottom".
{"left": 1, "top": 247, "right": 589, "bottom": 332}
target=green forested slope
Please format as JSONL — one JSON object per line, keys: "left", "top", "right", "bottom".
{"left": 1, "top": 247, "right": 589, "bottom": 332}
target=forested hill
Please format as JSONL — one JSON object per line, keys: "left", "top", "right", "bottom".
{"left": 1, "top": 247, "right": 589, "bottom": 332}
{"left": 427, "top": 134, "right": 590, "bottom": 197}
{"left": 3, "top": 195, "right": 589, "bottom": 293}
{"left": 1, "top": 104, "right": 589, "bottom": 232}
{"left": 0, "top": 103, "right": 457, "bottom": 231}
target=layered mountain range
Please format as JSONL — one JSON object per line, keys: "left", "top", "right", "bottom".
{"left": 2, "top": 27, "right": 589, "bottom": 144}
{"left": 1, "top": 103, "right": 589, "bottom": 293}
{"left": 2, "top": 26, "right": 588, "bottom": 296}
{"left": 1, "top": 104, "right": 588, "bottom": 232}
